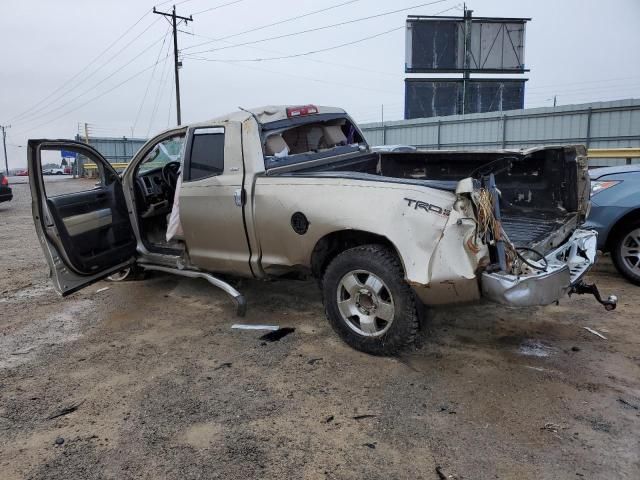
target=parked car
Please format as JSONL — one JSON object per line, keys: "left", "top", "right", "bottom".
{"left": 43, "top": 167, "right": 66, "bottom": 175}
{"left": 584, "top": 164, "right": 640, "bottom": 284}
{"left": 0, "top": 172, "right": 13, "bottom": 203}
{"left": 15, "top": 169, "right": 28, "bottom": 176}
{"left": 28, "top": 105, "right": 615, "bottom": 355}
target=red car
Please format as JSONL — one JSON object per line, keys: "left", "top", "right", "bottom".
{"left": 0, "top": 172, "right": 13, "bottom": 203}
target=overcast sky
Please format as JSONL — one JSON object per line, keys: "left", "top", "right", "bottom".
{"left": 1, "top": 0, "right": 639, "bottom": 168}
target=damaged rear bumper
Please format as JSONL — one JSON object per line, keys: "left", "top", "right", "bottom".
{"left": 481, "top": 229, "right": 598, "bottom": 307}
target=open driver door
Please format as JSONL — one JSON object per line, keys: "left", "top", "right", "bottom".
{"left": 28, "top": 140, "right": 137, "bottom": 295}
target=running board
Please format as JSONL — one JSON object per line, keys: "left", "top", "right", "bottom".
{"left": 139, "top": 264, "right": 247, "bottom": 317}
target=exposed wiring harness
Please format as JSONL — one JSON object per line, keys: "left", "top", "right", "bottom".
{"left": 473, "top": 187, "right": 548, "bottom": 274}
{"left": 515, "top": 246, "right": 548, "bottom": 272}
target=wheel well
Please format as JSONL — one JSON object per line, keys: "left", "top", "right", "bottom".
{"left": 606, "top": 208, "right": 640, "bottom": 250}
{"left": 310, "top": 230, "right": 402, "bottom": 278}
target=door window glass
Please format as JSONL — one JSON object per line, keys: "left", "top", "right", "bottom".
{"left": 138, "top": 135, "right": 186, "bottom": 174}
{"left": 187, "top": 127, "right": 225, "bottom": 181}
{"left": 39, "top": 146, "right": 112, "bottom": 197}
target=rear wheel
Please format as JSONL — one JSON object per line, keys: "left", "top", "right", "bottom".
{"left": 322, "top": 244, "right": 418, "bottom": 355}
{"left": 611, "top": 220, "right": 640, "bottom": 285}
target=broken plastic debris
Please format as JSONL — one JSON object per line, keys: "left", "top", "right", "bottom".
{"left": 231, "top": 324, "right": 279, "bottom": 331}
{"left": 583, "top": 326, "right": 607, "bottom": 339}
{"left": 95, "top": 287, "right": 109, "bottom": 293}
{"left": 260, "top": 328, "right": 295, "bottom": 342}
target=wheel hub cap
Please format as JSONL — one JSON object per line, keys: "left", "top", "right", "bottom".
{"left": 355, "top": 288, "right": 378, "bottom": 315}
{"left": 336, "top": 270, "right": 395, "bottom": 337}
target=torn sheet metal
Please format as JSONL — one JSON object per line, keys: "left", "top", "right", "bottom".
{"left": 481, "top": 229, "right": 598, "bottom": 307}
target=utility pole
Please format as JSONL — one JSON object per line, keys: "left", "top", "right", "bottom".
{"left": 381, "top": 104, "right": 386, "bottom": 145}
{"left": 1, "top": 125, "right": 10, "bottom": 176}
{"left": 553, "top": 95, "right": 557, "bottom": 107}
{"left": 153, "top": 5, "right": 193, "bottom": 126}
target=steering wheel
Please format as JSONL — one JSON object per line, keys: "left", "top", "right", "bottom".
{"left": 161, "top": 161, "right": 181, "bottom": 191}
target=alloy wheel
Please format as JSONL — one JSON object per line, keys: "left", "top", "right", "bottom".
{"left": 336, "top": 269, "right": 395, "bottom": 337}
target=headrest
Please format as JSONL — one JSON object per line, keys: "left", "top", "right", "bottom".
{"left": 321, "top": 125, "right": 347, "bottom": 147}
{"left": 265, "top": 134, "right": 289, "bottom": 156}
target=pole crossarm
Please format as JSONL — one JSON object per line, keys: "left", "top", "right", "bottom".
{"left": 152, "top": 7, "right": 193, "bottom": 22}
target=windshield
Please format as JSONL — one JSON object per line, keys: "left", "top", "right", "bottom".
{"left": 138, "top": 135, "right": 185, "bottom": 174}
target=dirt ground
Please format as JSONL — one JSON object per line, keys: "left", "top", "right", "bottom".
{"left": 1, "top": 178, "right": 639, "bottom": 480}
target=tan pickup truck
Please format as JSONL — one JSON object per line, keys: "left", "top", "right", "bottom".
{"left": 28, "top": 105, "right": 616, "bottom": 354}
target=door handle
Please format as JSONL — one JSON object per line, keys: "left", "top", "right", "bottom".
{"left": 233, "top": 189, "right": 243, "bottom": 207}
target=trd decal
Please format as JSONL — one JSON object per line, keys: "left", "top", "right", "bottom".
{"left": 404, "top": 198, "right": 451, "bottom": 217}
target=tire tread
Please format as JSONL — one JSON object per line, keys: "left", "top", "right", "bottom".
{"left": 322, "top": 244, "right": 418, "bottom": 355}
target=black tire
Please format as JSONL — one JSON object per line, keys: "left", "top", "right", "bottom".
{"left": 322, "top": 244, "right": 419, "bottom": 355}
{"left": 611, "top": 220, "right": 640, "bottom": 285}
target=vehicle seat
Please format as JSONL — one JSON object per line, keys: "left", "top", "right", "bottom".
{"left": 265, "top": 134, "right": 290, "bottom": 157}
{"left": 320, "top": 125, "right": 347, "bottom": 149}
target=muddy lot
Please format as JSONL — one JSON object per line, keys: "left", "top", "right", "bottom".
{"left": 1, "top": 178, "right": 639, "bottom": 479}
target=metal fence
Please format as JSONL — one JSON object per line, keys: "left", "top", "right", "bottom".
{"left": 360, "top": 99, "right": 640, "bottom": 166}
{"left": 74, "top": 135, "right": 147, "bottom": 164}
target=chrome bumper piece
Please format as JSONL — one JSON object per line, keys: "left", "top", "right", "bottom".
{"left": 481, "top": 229, "right": 598, "bottom": 307}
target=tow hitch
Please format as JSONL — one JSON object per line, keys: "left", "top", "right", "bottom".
{"left": 569, "top": 280, "right": 618, "bottom": 311}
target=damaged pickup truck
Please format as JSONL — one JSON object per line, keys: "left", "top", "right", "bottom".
{"left": 28, "top": 105, "right": 616, "bottom": 355}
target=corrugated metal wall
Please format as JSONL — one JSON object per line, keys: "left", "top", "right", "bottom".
{"left": 75, "top": 135, "right": 147, "bottom": 163}
{"left": 361, "top": 99, "right": 640, "bottom": 166}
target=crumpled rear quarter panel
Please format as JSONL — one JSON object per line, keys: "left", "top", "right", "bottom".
{"left": 253, "top": 177, "right": 484, "bottom": 304}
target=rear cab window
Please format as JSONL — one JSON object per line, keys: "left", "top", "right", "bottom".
{"left": 183, "top": 127, "right": 225, "bottom": 181}
{"left": 262, "top": 113, "right": 367, "bottom": 171}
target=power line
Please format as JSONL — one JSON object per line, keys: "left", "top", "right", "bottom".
{"left": 191, "top": 0, "right": 246, "bottom": 16}
{"left": 184, "top": 25, "right": 405, "bottom": 62}
{"left": 12, "top": 31, "right": 170, "bottom": 129}
{"left": 13, "top": 57, "right": 170, "bottom": 137}
{"left": 183, "top": 4, "right": 458, "bottom": 78}
{"left": 13, "top": 18, "right": 164, "bottom": 126}
{"left": 525, "top": 75, "right": 640, "bottom": 91}
{"left": 167, "top": 73, "right": 175, "bottom": 129}
{"left": 9, "top": 11, "right": 154, "bottom": 123}
{"left": 526, "top": 82, "right": 640, "bottom": 97}
{"left": 133, "top": 28, "right": 172, "bottom": 136}
{"left": 182, "top": 0, "right": 362, "bottom": 51}
{"left": 155, "top": 0, "right": 199, "bottom": 8}
{"left": 181, "top": 28, "right": 403, "bottom": 78}
{"left": 147, "top": 45, "right": 174, "bottom": 136}
{"left": 195, "top": 57, "right": 399, "bottom": 95}
{"left": 186, "top": 0, "right": 447, "bottom": 55}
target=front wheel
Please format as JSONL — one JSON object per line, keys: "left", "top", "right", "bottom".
{"left": 611, "top": 220, "right": 640, "bottom": 285}
{"left": 322, "top": 244, "right": 419, "bottom": 355}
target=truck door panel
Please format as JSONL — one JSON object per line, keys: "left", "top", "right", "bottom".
{"left": 28, "top": 140, "right": 136, "bottom": 295}
{"left": 179, "top": 122, "right": 252, "bottom": 276}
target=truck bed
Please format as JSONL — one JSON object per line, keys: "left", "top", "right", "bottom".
{"left": 282, "top": 146, "right": 588, "bottom": 250}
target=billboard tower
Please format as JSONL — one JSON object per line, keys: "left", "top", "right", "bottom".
{"left": 405, "top": 8, "right": 529, "bottom": 119}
